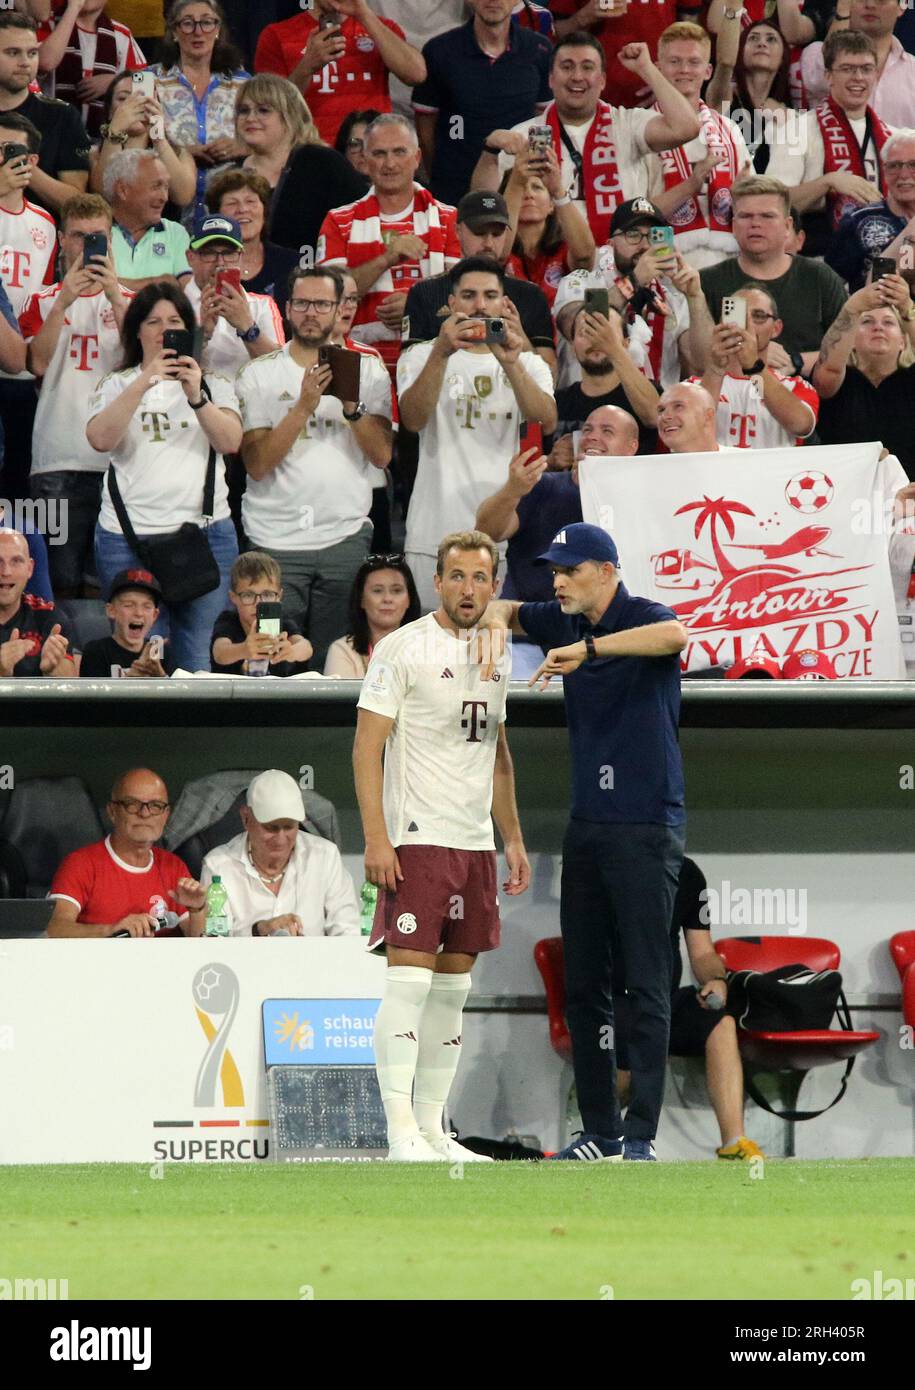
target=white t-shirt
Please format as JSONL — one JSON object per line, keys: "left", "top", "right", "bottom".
{"left": 398, "top": 341, "right": 555, "bottom": 555}
{"left": 21, "top": 285, "right": 132, "bottom": 475}
{"left": 89, "top": 369, "right": 237, "bottom": 534}
{"left": 357, "top": 612, "right": 510, "bottom": 851}
{"left": 688, "top": 371, "right": 819, "bottom": 449}
{"left": 183, "top": 277, "right": 285, "bottom": 377}
{"left": 236, "top": 343, "right": 392, "bottom": 551}
{"left": 552, "top": 245, "right": 690, "bottom": 391}
{"left": 499, "top": 106, "right": 657, "bottom": 225}
{"left": 200, "top": 831, "right": 360, "bottom": 937}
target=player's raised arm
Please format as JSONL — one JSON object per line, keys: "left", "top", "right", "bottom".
{"left": 353, "top": 707, "right": 403, "bottom": 893}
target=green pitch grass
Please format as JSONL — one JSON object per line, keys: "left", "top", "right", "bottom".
{"left": 3, "top": 1159, "right": 913, "bottom": 1300}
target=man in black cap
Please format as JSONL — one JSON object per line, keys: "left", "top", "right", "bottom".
{"left": 483, "top": 520, "right": 687, "bottom": 1161}
{"left": 78, "top": 567, "right": 173, "bottom": 678}
{"left": 553, "top": 196, "right": 712, "bottom": 391}
{"left": 403, "top": 189, "right": 556, "bottom": 379}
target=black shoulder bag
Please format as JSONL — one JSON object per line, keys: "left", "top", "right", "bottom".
{"left": 106, "top": 385, "right": 221, "bottom": 606}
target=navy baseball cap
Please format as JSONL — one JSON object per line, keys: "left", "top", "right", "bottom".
{"left": 535, "top": 522, "right": 619, "bottom": 568}
{"left": 189, "top": 213, "right": 242, "bottom": 250}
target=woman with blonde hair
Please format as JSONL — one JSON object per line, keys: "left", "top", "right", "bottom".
{"left": 813, "top": 273, "right": 915, "bottom": 474}
{"left": 232, "top": 73, "right": 367, "bottom": 257}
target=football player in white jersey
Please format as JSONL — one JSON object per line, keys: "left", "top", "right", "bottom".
{"left": 354, "top": 529, "right": 530, "bottom": 1161}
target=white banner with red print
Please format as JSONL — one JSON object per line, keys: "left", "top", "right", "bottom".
{"left": 579, "top": 442, "right": 907, "bottom": 679}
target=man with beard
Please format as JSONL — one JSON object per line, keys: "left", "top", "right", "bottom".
{"left": 353, "top": 529, "right": 530, "bottom": 1161}
{"left": 553, "top": 197, "right": 712, "bottom": 390}
{"left": 237, "top": 266, "right": 393, "bottom": 670}
{"left": 826, "top": 129, "right": 915, "bottom": 291}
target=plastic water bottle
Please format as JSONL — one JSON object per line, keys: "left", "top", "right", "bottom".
{"left": 360, "top": 880, "right": 377, "bottom": 936}
{"left": 247, "top": 653, "right": 269, "bottom": 677}
{"left": 205, "top": 876, "right": 230, "bottom": 936}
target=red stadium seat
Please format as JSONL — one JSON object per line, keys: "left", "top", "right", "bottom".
{"left": 889, "top": 931, "right": 915, "bottom": 1030}
{"left": 533, "top": 937, "right": 572, "bottom": 1062}
{"left": 715, "top": 936, "right": 879, "bottom": 1136}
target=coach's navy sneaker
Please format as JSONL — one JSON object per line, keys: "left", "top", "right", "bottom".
{"left": 549, "top": 1133, "right": 624, "bottom": 1162}
{"left": 623, "top": 1139, "right": 657, "bottom": 1161}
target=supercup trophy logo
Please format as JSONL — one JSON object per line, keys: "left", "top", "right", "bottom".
{"left": 192, "top": 963, "right": 244, "bottom": 1107}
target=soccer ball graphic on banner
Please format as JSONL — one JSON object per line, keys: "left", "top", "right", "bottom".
{"left": 785, "top": 471, "right": 834, "bottom": 514}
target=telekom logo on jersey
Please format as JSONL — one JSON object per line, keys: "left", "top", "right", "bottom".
{"left": 0, "top": 247, "right": 31, "bottom": 289}
{"left": 69, "top": 334, "right": 100, "bottom": 371}
{"left": 461, "top": 700, "right": 488, "bottom": 744}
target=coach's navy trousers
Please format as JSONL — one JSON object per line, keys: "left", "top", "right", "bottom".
{"left": 560, "top": 819, "right": 686, "bottom": 1142}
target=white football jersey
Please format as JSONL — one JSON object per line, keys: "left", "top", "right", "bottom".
{"left": 236, "top": 343, "right": 392, "bottom": 551}
{"left": 21, "top": 285, "right": 133, "bottom": 475}
{"left": 398, "top": 342, "right": 555, "bottom": 555}
{"left": 689, "top": 372, "right": 819, "bottom": 450}
{"left": 183, "top": 277, "right": 285, "bottom": 377}
{"left": 0, "top": 199, "right": 56, "bottom": 314}
{"left": 357, "top": 612, "right": 510, "bottom": 851}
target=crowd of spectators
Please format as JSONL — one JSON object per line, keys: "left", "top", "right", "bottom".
{"left": 0, "top": 0, "right": 913, "bottom": 681}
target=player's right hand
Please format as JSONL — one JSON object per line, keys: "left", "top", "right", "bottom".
{"left": 365, "top": 837, "right": 403, "bottom": 893}
{"left": 112, "top": 913, "right": 157, "bottom": 937}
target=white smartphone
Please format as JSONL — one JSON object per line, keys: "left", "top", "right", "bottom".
{"left": 131, "top": 71, "right": 157, "bottom": 100}
{"left": 721, "top": 296, "right": 747, "bottom": 329}
{"left": 147, "top": 637, "right": 164, "bottom": 663}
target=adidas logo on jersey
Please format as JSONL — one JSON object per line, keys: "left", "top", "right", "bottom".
{"left": 443, "top": 1035, "right": 462, "bottom": 1047}
{"left": 440, "top": 668, "right": 454, "bottom": 679}
{"left": 407, "top": 821, "right": 419, "bottom": 833}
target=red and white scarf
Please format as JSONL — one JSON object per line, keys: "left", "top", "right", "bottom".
{"left": 619, "top": 276, "right": 668, "bottom": 384}
{"left": 545, "top": 99, "right": 624, "bottom": 244}
{"left": 817, "top": 99, "right": 891, "bottom": 230}
{"left": 50, "top": 20, "right": 121, "bottom": 139}
{"left": 343, "top": 182, "right": 448, "bottom": 347}
{"left": 656, "top": 103, "right": 743, "bottom": 255}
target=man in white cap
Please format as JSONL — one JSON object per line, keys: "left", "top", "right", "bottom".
{"left": 200, "top": 770, "right": 360, "bottom": 937}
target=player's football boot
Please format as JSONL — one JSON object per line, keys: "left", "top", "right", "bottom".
{"left": 423, "top": 1132, "right": 494, "bottom": 1162}
{"left": 716, "top": 1136, "right": 765, "bottom": 1161}
{"left": 548, "top": 1133, "right": 624, "bottom": 1161}
{"left": 386, "top": 1133, "right": 446, "bottom": 1162}
{"left": 622, "top": 1139, "right": 658, "bottom": 1161}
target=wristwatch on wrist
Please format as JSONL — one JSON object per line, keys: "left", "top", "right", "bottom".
{"left": 342, "top": 400, "right": 366, "bottom": 421}
{"left": 748, "top": 357, "right": 767, "bottom": 374}
{"left": 483, "top": 142, "right": 502, "bottom": 156}
{"left": 100, "top": 123, "right": 129, "bottom": 146}
{"left": 723, "top": 7, "right": 744, "bottom": 19}
{"left": 584, "top": 633, "right": 597, "bottom": 662}
{"left": 553, "top": 190, "right": 572, "bottom": 207}
{"left": 188, "top": 396, "right": 208, "bottom": 411}
{"left": 236, "top": 322, "right": 260, "bottom": 343}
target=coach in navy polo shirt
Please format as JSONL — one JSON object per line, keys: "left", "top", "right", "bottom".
{"left": 484, "top": 522, "right": 687, "bottom": 1162}
{"left": 411, "top": 0, "right": 551, "bottom": 208}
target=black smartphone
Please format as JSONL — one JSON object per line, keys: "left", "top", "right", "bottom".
{"left": 872, "top": 255, "right": 897, "bottom": 280}
{"left": 2, "top": 141, "right": 29, "bottom": 166}
{"left": 584, "top": 287, "right": 610, "bottom": 318}
{"left": 485, "top": 316, "right": 507, "bottom": 345}
{"left": 256, "top": 601, "right": 283, "bottom": 637}
{"left": 82, "top": 231, "right": 108, "bottom": 264}
{"left": 162, "top": 328, "right": 195, "bottom": 359}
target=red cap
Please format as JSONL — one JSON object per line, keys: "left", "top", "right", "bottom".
{"left": 781, "top": 648, "right": 837, "bottom": 681}
{"left": 726, "top": 655, "right": 782, "bottom": 680}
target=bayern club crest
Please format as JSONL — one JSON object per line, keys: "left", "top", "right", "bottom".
{"left": 785, "top": 471, "right": 834, "bottom": 514}
{"left": 710, "top": 186, "right": 733, "bottom": 224}
{"left": 670, "top": 198, "right": 698, "bottom": 228}
{"left": 30, "top": 226, "right": 49, "bottom": 249}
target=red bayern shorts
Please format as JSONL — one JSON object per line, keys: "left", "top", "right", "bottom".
{"left": 368, "top": 844, "right": 501, "bottom": 956}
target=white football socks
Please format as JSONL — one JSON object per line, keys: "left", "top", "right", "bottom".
{"left": 413, "top": 972, "right": 472, "bottom": 1140}
{"left": 373, "top": 966, "right": 434, "bottom": 1143}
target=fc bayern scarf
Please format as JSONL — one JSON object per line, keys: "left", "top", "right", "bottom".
{"left": 817, "top": 98, "right": 890, "bottom": 229}
{"left": 52, "top": 20, "right": 121, "bottom": 139}
{"left": 545, "top": 99, "right": 624, "bottom": 244}
{"left": 656, "top": 103, "right": 743, "bottom": 254}
{"left": 343, "top": 183, "right": 447, "bottom": 283}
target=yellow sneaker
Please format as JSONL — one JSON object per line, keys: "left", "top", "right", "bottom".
{"left": 716, "top": 1136, "right": 765, "bottom": 1161}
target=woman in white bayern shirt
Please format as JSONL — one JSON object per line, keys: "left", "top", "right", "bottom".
{"left": 87, "top": 281, "right": 242, "bottom": 671}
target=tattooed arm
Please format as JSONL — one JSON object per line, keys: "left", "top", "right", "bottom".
{"left": 811, "top": 287, "right": 880, "bottom": 398}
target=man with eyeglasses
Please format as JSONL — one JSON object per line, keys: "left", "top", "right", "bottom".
{"left": 183, "top": 212, "right": 284, "bottom": 374}
{"left": 48, "top": 767, "right": 208, "bottom": 938}
{"left": 767, "top": 32, "right": 892, "bottom": 235}
{"left": 237, "top": 265, "right": 393, "bottom": 670}
{"left": 826, "top": 130, "right": 915, "bottom": 290}
{"left": 552, "top": 197, "right": 712, "bottom": 391}
{"left": 22, "top": 192, "right": 131, "bottom": 597}
{"left": 694, "top": 284, "right": 819, "bottom": 449}
{"left": 801, "top": 0, "right": 915, "bottom": 128}
{"left": 317, "top": 113, "right": 461, "bottom": 378}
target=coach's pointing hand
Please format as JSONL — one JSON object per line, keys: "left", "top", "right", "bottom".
{"left": 529, "top": 641, "right": 588, "bottom": 690}
{"left": 365, "top": 835, "right": 404, "bottom": 893}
